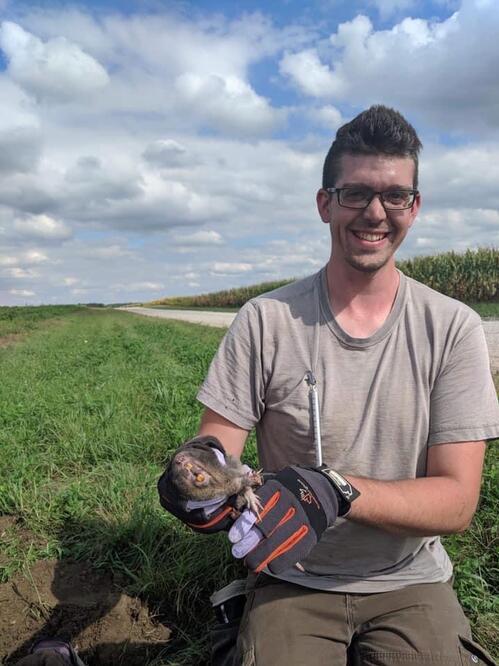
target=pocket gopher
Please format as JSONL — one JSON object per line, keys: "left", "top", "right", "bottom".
{"left": 167, "top": 445, "right": 263, "bottom": 516}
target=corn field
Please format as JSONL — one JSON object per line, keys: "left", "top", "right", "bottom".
{"left": 397, "top": 247, "right": 498, "bottom": 302}
{"left": 151, "top": 247, "right": 498, "bottom": 309}
{"left": 149, "top": 279, "right": 292, "bottom": 309}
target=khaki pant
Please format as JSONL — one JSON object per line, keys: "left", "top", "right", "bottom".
{"left": 236, "top": 574, "right": 496, "bottom": 665}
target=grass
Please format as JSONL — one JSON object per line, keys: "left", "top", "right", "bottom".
{"left": 467, "top": 302, "right": 499, "bottom": 318}
{"left": 0, "top": 308, "right": 250, "bottom": 664}
{"left": 0, "top": 308, "right": 497, "bottom": 663}
{"left": 0, "top": 305, "right": 83, "bottom": 337}
{"left": 443, "top": 436, "right": 498, "bottom": 651}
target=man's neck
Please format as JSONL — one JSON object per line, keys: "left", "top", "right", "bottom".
{"left": 325, "top": 259, "right": 400, "bottom": 338}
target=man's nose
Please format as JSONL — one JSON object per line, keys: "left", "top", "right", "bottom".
{"left": 362, "top": 193, "right": 386, "bottom": 221}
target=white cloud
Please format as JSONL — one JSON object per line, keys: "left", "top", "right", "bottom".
{"left": 175, "top": 73, "right": 284, "bottom": 136}
{"left": 169, "top": 230, "right": 224, "bottom": 247}
{"left": 0, "top": 3, "right": 497, "bottom": 305}
{"left": 421, "top": 143, "right": 499, "bottom": 210}
{"left": 0, "top": 127, "right": 42, "bottom": 173}
{"left": 3, "top": 267, "right": 37, "bottom": 279}
{"left": 280, "top": 49, "right": 337, "bottom": 97}
{"left": 279, "top": 1, "right": 499, "bottom": 132}
{"left": 308, "top": 105, "right": 343, "bottom": 130}
{"left": 0, "top": 250, "right": 47, "bottom": 267}
{"left": 13, "top": 9, "right": 304, "bottom": 136}
{"left": 116, "top": 281, "right": 164, "bottom": 291}
{"left": 211, "top": 262, "right": 253, "bottom": 275}
{"left": 63, "top": 276, "right": 79, "bottom": 286}
{"left": 408, "top": 206, "right": 499, "bottom": 256}
{"left": 0, "top": 78, "right": 41, "bottom": 173}
{"left": 64, "top": 156, "right": 142, "bottom": 202}
{"left": 368, "top": 0, "right": 416, "bottom": 19}
{"left": 0, "top": 78, "right": 39, "bottom": 131}
{"left": 14, "top": 214, "right": 72, "bottom": 241}
{"left": 0, "top": 255, "right": 17, "bottom": 267}
{"left": 21, "top": 10, "right": 310, "bottom": 82}
{"left": 142, "top": 140, "right": 190, "bottom": 168}
{"left": 85, "top": 245, "right": 134, "bottom": 259}
{"left": 24, "top": 250, "right": 48, "bottom": 264}
{"left": 136, "top": 281, "right": 164, "bottom": 291}
{"left": 10, "top": 288, "right": 35, "bottom": 297}
{"left": 0, "top": 21, "right": 109, "bottom": 102}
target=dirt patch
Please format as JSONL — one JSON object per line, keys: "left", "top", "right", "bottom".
{"left": 0, "top": 558, "right": 171, "bottom": 665}
{"left": 0, "top": 515, "right": 20, "bottom": 536}
{"left": 0, "top": 515, "right": 44, "bottom": 544}
{"left": 0, "top": 334, "right": 25, "bottom": 349}
{"left": 0, "top": 516, "right": 46, "bottom": 571}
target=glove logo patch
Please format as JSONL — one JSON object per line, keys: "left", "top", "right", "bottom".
{"left": 298, "top": 480, "right": 320, "bottom": 510}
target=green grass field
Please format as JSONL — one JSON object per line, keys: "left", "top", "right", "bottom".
{"left": 468, "top": 302, "right": 499, "bottom": 318}
{"left": 0, "top": 308, "right": 497, "bottom": 663}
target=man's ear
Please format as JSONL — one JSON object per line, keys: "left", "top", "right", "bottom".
{"left": 408, "top": 191, "right": 422, "bottom": 226}
{"left": 317, "top": 189, "right": 331, "bottom": 223}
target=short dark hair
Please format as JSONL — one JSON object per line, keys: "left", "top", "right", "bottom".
{"left": 322, "top": 105, "right": 422, "bottom": 189}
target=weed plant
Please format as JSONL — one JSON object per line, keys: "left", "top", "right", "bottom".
{"left": 0, "top": 308, "right": 497, "bottom": 663}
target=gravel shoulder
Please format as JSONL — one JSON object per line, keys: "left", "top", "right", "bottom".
{"left": 119, "top": 307, "right": 499, "bottom": 373}
{"left": 118, "top": 306, "right": 236, "bottom": 328}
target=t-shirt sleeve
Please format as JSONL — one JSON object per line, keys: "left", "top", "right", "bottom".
{"left": 428, "top": 321, "right": 499, "bottom": 445}
{"left": 197, "top": 301, "right": 265, "bottom": 430}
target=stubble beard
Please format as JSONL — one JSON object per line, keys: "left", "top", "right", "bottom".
{"left": 329, "top": 220, "right": 403, "bottom": 275}
{"left": 339, "top": 231, "right": 395, "bottom": 274}
{"left": 345, "top": 251, "right": 393, "bottom": 274}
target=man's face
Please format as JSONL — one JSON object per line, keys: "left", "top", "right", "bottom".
{"left": 317, "top": 153, "right": 421, "bottom": 274}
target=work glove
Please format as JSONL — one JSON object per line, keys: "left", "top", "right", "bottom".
{"left": 157, "top": 436, "right": 238, "bottom": 533}
{"left": 228, "top": 465, "right": 359, "bottom": 574}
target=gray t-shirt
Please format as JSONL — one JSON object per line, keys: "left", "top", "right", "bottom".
{"left": 197, "top": 268, "right": 499, "bottom": 592}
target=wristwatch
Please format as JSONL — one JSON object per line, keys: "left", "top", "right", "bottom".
{"left": 316, "top": 466, "right": 360, "bottom": 516}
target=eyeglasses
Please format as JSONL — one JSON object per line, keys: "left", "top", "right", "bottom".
{"left": 326, "top": 187, "right": 418, "bottom": 210}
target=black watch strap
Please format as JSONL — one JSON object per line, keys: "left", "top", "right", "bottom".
{"left": 316, "top": 466, "right": 360, "bottom": 516}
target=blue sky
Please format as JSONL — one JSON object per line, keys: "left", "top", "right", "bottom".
{"left": 0, "top": 0, "right": 497, "bottom": 304}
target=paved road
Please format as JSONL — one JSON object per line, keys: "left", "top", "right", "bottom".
{"left": 482, "top": 320, "right": 499, "bottom": 372}
{"left": 119, "top": 306, "right": 236, "bottom": 328}
{"left": 120, "top": 307, "right": 499, "bottom": 373}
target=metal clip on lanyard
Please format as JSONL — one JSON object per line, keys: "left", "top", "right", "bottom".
{"left": 305, "top": 371, "right": 322, "bottom": 467}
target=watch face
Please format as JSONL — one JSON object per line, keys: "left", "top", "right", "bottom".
{"left": 322, "top": 468, "right": 357, "bottom": 500}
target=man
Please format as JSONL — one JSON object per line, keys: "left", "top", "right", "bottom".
{"left": 159, "top": 106, "right": 499, "bottom": 664}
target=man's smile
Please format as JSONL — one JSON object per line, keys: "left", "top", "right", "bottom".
{"left": 350, "top": 230, "right": 390, "bottom": 244}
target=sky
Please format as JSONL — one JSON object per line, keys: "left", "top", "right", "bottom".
{"left": 0, "top": 0, "right": 498, "bottom": 305}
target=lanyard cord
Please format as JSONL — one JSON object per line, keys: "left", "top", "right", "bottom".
{"left": 305, "top": 273, "right": 323, "bottom": 467}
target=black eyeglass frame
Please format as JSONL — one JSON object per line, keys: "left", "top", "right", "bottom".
{"left": 326, "top": 187, "right": 419, "bottom": 210}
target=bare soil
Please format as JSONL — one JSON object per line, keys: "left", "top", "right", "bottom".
{"left": 0, "top": 334, "right": 25, "bottom": 349}
{"left": 0, "top": 519, "right": 171, "bottom": 665}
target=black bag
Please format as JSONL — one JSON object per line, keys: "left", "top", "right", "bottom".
{"left": 210, "top": 579, "right": 248, "bottom": 666}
